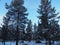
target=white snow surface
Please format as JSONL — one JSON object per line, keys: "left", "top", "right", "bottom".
{"left": 0, "top": 40, "right": 60, "bottom": 45}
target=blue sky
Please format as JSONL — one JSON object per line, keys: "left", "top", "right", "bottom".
{"left": 0, "top": 0, "right": 60, "bottom": 26}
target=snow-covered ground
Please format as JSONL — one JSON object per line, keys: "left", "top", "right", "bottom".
{"left": 0, "top": 40, "right": 60, "bottom": 45}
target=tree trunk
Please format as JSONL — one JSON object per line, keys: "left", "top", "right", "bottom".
{"left": 16, "top": 40, "right": 18, "bottom": 45}
{"left": 4, "top": 41, "right": 5, "bottom": 45}
{"left": 49, "top": 40, "right": 51, "bottom": 45}
{"left": 3, "top": 40, "right": 5, "bottom": 45}
{"left": 16, "top": 31, "right": 19, "bottom": 45}
{"left": 46, "top": 40, "right": 47, "bottom": 45}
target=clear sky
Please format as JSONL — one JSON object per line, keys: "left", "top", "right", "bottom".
{"left": 0, "top": 0, "right": 60, "bottom": 26}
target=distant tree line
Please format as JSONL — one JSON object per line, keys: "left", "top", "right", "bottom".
{"left": 0, "top": 0, "right": 60, "bottom": 45}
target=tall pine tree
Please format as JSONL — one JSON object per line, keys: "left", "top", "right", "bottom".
{"left": 26, "top": 20, "right": 32, "bottom": 41}
{"left": 2, "top": 16, "right": 10, "bottom": 45}
{"left": 5, "top": 0, "right": 28, "bottom": 45}
{"left": 37, "top": 0, "right": 59, "bottom": 45}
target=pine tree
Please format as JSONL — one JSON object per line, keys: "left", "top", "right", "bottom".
{"left": 37, "top": 0, "right": 59, "bottom": 45}
{"left": 5, "top": 0, "right": 28, "bottom": 45}
{"left": 2, "top": 17, "right": 9, "bottom": 45}
{"left": 26, "top": 20, "right": 32, "bottom": 41}
{"left": 49, "top": 18, "right": 59, "bottom": 40}
{"left": 36, "top": 21, "right": 42, "bottom": 43}
{"left": 33, "top": 23, "right": 37, "bottom": 40}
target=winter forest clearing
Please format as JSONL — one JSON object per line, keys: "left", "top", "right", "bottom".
{"left": 0, "top": 0, "right": 60, "bottom": 45}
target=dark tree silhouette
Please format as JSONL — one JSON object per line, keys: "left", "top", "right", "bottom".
{"left": 2, "top": 17, "right": 9, "bottom": 45}
{"left": 26, "top": 20, "right": 32, "bottom": 41}
{"left": 37, "top": 0, "right": 59, "bottom": 45}
{"left": 5, "top": 0, "right": 28, "bottom": 45}
{"left": 33, "top": 23, "right": 37, "bottom": 40}
{"left": 36, "top": 21, "right": 42, "bottom": 43}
